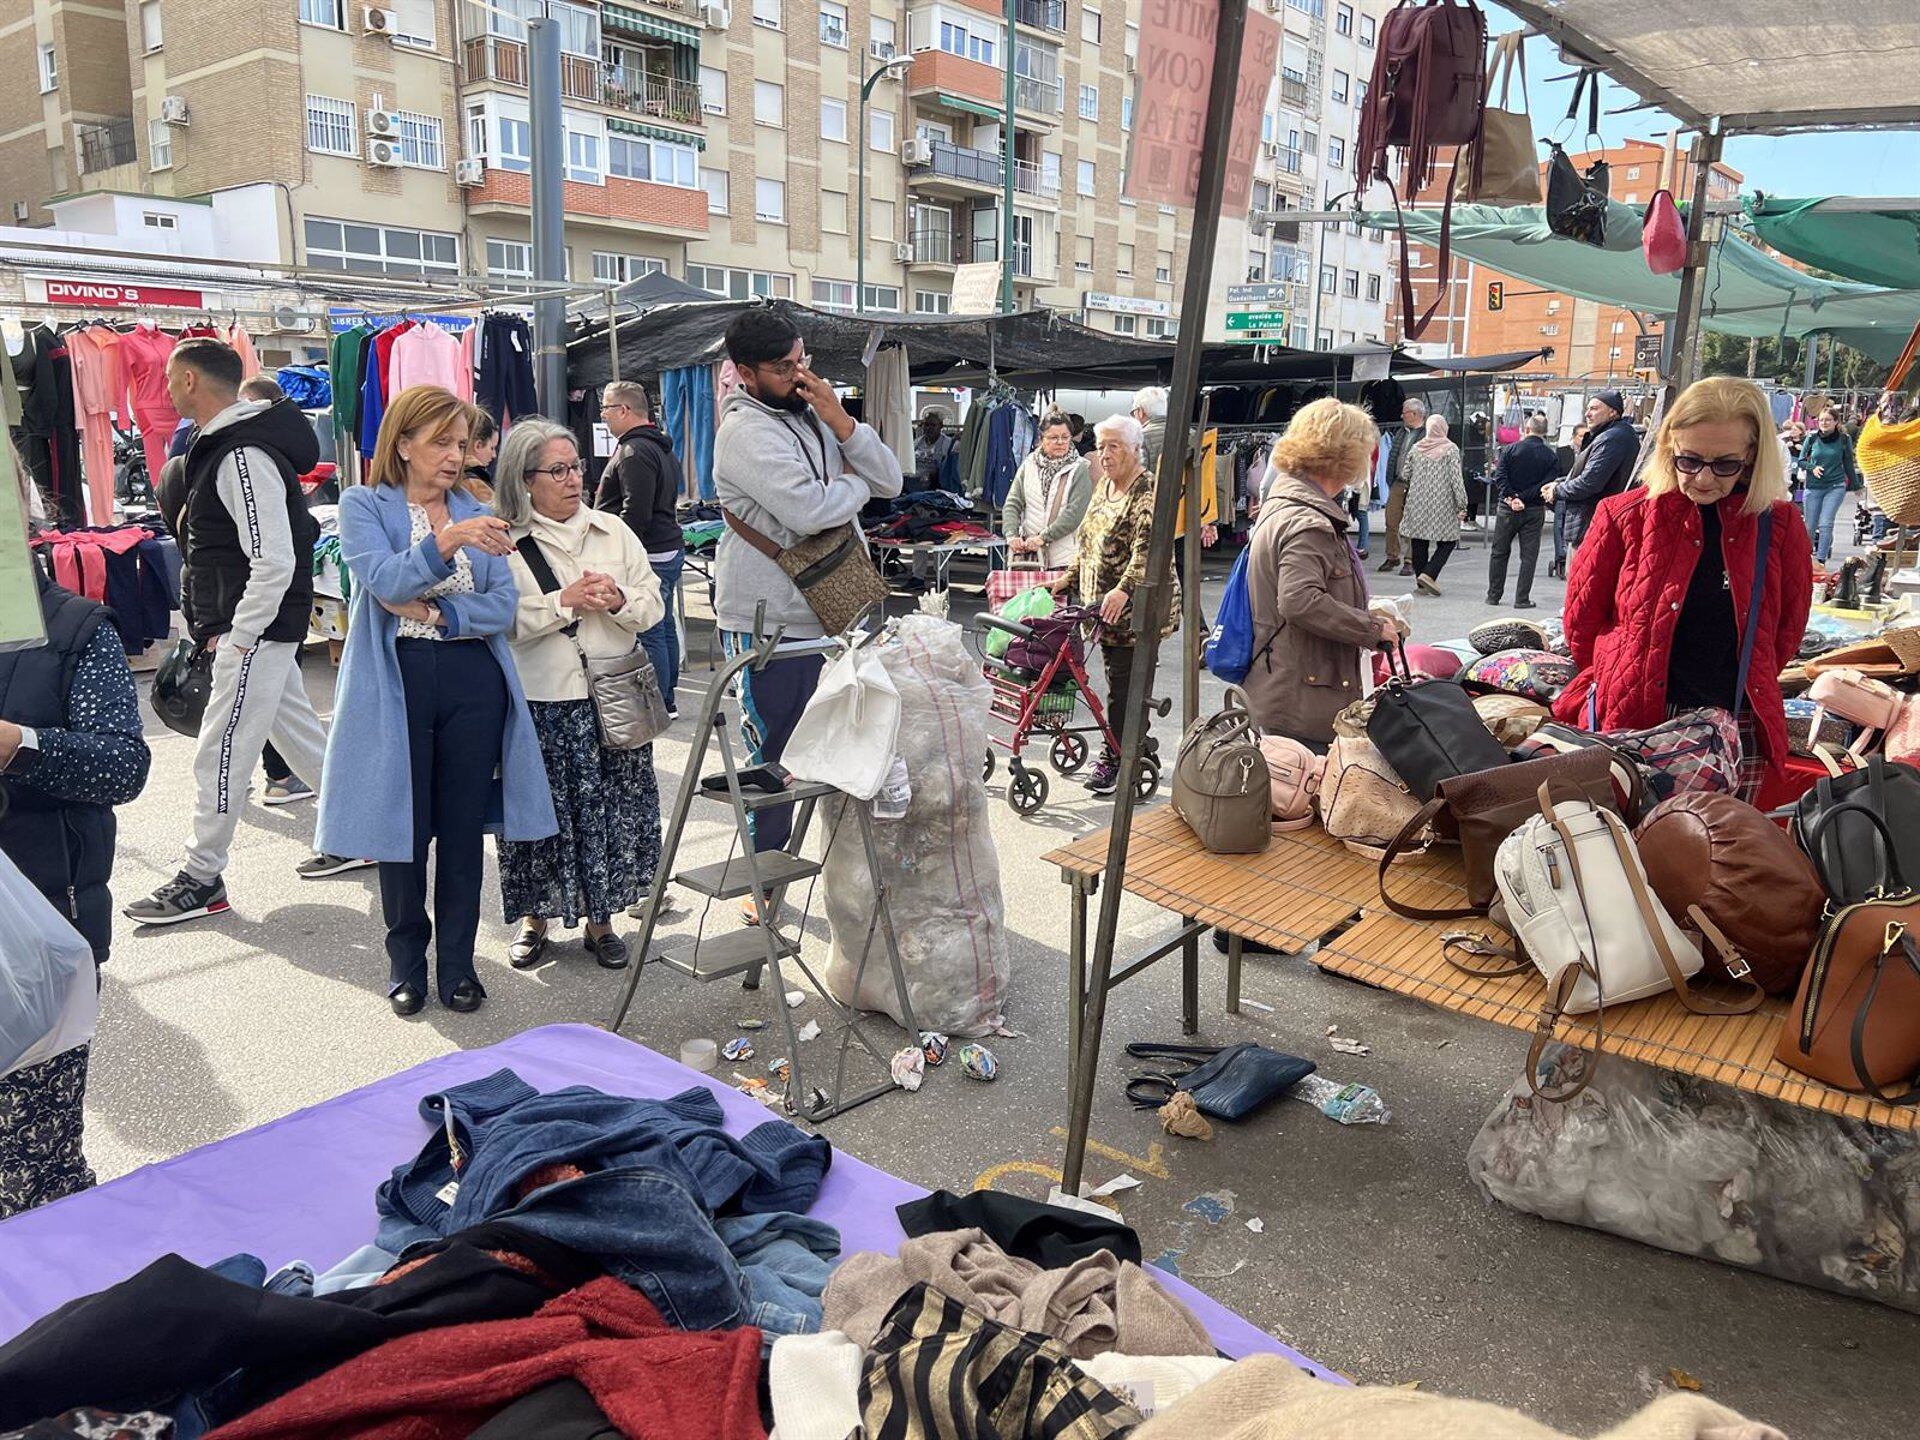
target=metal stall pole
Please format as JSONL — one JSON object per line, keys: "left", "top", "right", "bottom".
{"left": 528, "top": 15, "right": 569, "bottom": 420}
{"left": 606, "top": 287, "right": 620, "bottom": 380}
{"left": 1060, "top": 0, "right": 1250, "bottom": 1198}
{"left": 1181, "top": 393, "right": 1212, "bottom": 729}
{"left": 1667, "top": 125, "right": 1724, "bottom": 392}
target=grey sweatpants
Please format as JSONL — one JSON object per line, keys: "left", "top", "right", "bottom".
{"left": 184, "top": 639, "right": 329, "bottom": 882}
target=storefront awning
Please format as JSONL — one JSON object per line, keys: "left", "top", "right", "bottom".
{"left": 599, "top": 3, "right": 698, "bottom": 47}
{"left": 606, "top": 116, "right": 705, "bottom": 150}
{"left": 1742, "top": 197, "right": 1920, "bottom": 292}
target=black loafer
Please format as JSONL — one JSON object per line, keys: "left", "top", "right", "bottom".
{"left": 445, "top": 980, "right": 485, "bottom": 1013}
{"left": 586, "top": 930, "right": 630, "bottom": 971}
{"left": 509, "top": 924, "right": 549, "bottom": 970}
{"left": 390, "top": 983, "right": 425, "bottom": 1017}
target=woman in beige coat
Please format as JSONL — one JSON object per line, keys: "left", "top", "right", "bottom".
{"left": 1241, "top": 400, "right": 1399, "bottom": 749}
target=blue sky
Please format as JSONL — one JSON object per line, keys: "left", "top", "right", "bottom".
{"left": 1483, "top": 6, "right": 1919, "bottom": 198}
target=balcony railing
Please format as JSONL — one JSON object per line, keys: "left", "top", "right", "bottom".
{"left": 1014, "top": 0, "right": 1067, "bottom": 33}
{"left": 909, "top": 139, "right": 1003, "bottom": 187}
{"left": 1011, "top": 158, "right": 1058, "bottom": 199}
{"left": 1280, "top": 73, "right": 1309, "bottom": 108}
{"left": 77, "top": 119, "right": 138, "bottom": 174}
{"left": 465, "top": 35, "right": 602, "bottom": 102}
{"left": 1274, "top": 146, "right": 1303, "bottom": 174}
{"left": 464, "top": 35, "right": 699, "bottom": 122}
{"left": 1014, "top": 76, "right": 1062, "bottom": 114}
{"left": 908, "top": 228, "right": 955, "bottom": 265}
{"left": 604, "top": 67, "right": 701, "bottom": 125}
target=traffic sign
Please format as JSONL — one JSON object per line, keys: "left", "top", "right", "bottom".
{"left": 1225, "top": 282, "right": 1287, "bottom": 305}
{"left": 1633, "top": 333, "right": 1664, "bottom": 372}
{"left": 1225, "top": 309, "right": 1287, "bottom": 331}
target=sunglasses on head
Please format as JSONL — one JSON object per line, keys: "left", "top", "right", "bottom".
{"left": 1671, "top": 452, "right": 1752, "bottom": 479}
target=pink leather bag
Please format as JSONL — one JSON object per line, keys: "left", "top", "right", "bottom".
{"left": 1258, "top": 735, "right": 1325, "bottom": 831}
{"left": 1808, "top": 667, "right": 1908, "bottom": 760}
{"left": 1642, "top": 189, "right": 1687, "bottom": 275}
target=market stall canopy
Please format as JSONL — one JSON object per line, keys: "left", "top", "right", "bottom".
{"left": 1494, "top": 0, "right": 1920, "bottom": 132}
{"left": 1742, "top": 197, "right": 1920, "bottom": 291}
{"left": 569, "top": 269, "right": 713, "bottom": 319}
{"left": 1358, "top": 201, "right": 1920, "bottom": 362}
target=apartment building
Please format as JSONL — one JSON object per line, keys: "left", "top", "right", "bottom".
{"left": 1398, "top": 139, "right": 1743, "bottom": 377}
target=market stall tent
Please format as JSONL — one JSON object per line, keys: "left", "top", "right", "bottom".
{"left": 1742, "top": 196, "right": 1920, "bottom": 291}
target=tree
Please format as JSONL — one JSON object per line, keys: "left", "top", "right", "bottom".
{"left": 1696, "top": 332, "right": 1887, "bottom": 390}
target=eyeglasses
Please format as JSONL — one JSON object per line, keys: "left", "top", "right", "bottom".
{"left": 1670, "top": 452, "right": 1752, "bottom": 479}
{"left": 525, "top": 461, "right": 585, "bottom": 481}
{"left": 758, "top": 353, "right": 812, "bottom": 378}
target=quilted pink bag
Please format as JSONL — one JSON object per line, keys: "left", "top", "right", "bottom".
{"left": 1808, "top": 667, "right": 1907, "bottom": 760}
{"left": 1258, "top": 735, "right": 1325, "bottom": 831}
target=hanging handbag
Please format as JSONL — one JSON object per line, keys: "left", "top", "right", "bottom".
{"left": 1544, "top": 70, "right": 1610, "bottom": 246}
{"left": 1366, "top": 674, "right": 1511, "bottom": 802}
{"left": 1123, "top": 1042, "right": 1315, "bottom": 1121}
{"left": 1171, "top": 685, "right": 1273, "bottom": 855}
{"left": 1793, "top": 754, "right": 1920, "bottom": 906}
{"left": 1258, "top": 734, "right": 1325, "bottom": 831}
{"left": 1778, "top": 804, "right": 1920, "bottom": 1103}
{"left": 1464, "top": 31, "right": 1541, "bottom": 206}
{"left": 1641, "top": 188, "right": 1688, "bottom": 274}
{"left": 723, "top": 512, "right": 888, "bottom": 638}
{"left": 1320, "top": 732, "right": 1423, "bottom": 858}
{"left": 1860, "top": 319, "right": 1920, "bottom": 527}
{"left": 513, "top": 537, "right": 672, "bottom": 751}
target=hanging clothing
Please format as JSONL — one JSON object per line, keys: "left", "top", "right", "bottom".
{"left": 866, "top": 346, "right": 913, "bottom": 475}
{"left": 982, "top": 403, "right": 1021, "bottom": 509}
{"left": 372, "top": 320, "right": 413, "bottom": 404}
{"left": 659, "top": 365, "right": 715, "bottom": 500}
{"left": 389, "top": 321, "right": 467, "bottom": 396}
{"left": 476, "top": 313, "right": 537, "bottom": 425}
{"left": 358, "top": 356, "right": 386, "bottom": 459}
{"left": 119, "top": 324, "right": 180, "bottom": 499}
{"left": 225, "top": 324, "right": 261, "bottom": 381}
{"left": 65, "top": 326, "right": 125, "bottom": 527}
{"left": 459, "top": 324, "right": 479, "bottom": 401}
{"left": 16, "top": 327, "right": 83, "bottom": 526}
{"left": 328, "top": 326, "right": 366, "bottom": 458}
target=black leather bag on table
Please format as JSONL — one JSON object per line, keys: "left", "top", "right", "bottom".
{"left": 1367, "top": 672, "right": 1511, "bottom": 803}
{"left": 1793, "top": 754, "right": 1920, "bottom": 905}
{"left": 1123, "top": 1042, "right": 1315, "bottom": 1121}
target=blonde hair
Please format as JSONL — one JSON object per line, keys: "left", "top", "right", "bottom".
{"left": 1642, "top": 376, "right": 1787, "bottom": 516}
{"left": 367, "top": 386, "right": 477, "bottom": 491}
{"left": 1269, "top": 397, "right": 1378, "bottom": 486}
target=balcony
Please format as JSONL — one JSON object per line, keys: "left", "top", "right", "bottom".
{"left": 1272, "top": 145, "right": 1303, "bottom": 175}
{"left": 603, "top": 67, "right": 701, "bottom": 125}
{"left": 463, "top": 35, "right": 699, "bottom": 127}
{"left": 77, "top": 119, "right": 138, "bottom": 175}
{"left": 907, "top": 228, "right": 955, "bottom": 267}
{"left": 906, "top": 139, "right": 1003, "bottom": 193}
{"left": 1280, "top": 72, "right": 1309, "bottom": 109}
{"left": 1013, "top": 75, "right": 1061, "bottom": 117}
{"left": 1011, "top": 158, "right": 1058, "bottom": 201}
{"left": 1013, "top": 0, "right": 1066, "bottom": 34}
{"left": 465, "top": 35, "right": 603, "bottom": 103}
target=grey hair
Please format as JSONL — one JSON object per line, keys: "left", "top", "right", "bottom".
{"left": 1130, "top": 386, "right": 1169, "bottom": 422}
{"left": 1403, "top": 397, "right": 1428, "bottom": 418}
{"left": 492, "top": 419, "right": 579, "bottom": 528}
{"left": 602, "top": 379, "right": 650, "bottom": 418}
{"left": 1525, "top": 413, "right": 1550, "bottom": 436}
{"left": 1094, "top": 413, "right": 1146, "bottom": 462}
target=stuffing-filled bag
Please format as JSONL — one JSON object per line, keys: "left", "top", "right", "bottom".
{"left": 1463, "top": 648, "right": 1576, "bottom": 705}
{"left": 1320, "top": 733, "right": 1423, "bottom": 859}
{"left": 1474, "top": 692, "right": 1550, "bottom": 748}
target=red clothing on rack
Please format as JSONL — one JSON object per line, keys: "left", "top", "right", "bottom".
{"left": 121, "top": 323, "right": 180, "bottom": 496}
{"left": 373, "top": 321, "right": 414, "bottom": 404}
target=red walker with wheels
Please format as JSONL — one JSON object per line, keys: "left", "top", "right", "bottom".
{"left": 975, "top": 605, "right": 1162, "bottom": 815}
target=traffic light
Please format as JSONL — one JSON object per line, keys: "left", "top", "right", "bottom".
{"left": 1487, "top": 281, "right": 1505, "bottom": 312}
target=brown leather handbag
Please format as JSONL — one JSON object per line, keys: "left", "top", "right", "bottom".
{"left": 1778, "top": 804, "right": 1920, "bottom": 1103}
{"left": 1377, "top": 746, "right": 1638, "bottom": 922}
{"left": 1635, "top": 794, "right": 1824, "bottom": 995}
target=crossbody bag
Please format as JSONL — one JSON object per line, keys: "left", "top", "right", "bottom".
{"left": 514, "top": 536, "right": 671, "bottom": 751}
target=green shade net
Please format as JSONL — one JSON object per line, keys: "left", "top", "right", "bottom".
{"left": 1361, "top": 200, "right": 1920, "bottom": 362}
{"left": 1742, "top": 197, "right": 1920, "bottom": 291}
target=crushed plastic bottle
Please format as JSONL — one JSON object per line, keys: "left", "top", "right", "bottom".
{"left": 1291, "top": 1074, "right": 1390, "bottom": 1125}
{"left": 872, "top": 755, "right": 912, "bottom": 820}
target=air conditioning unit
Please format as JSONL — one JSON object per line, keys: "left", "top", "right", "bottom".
{"left": 362, "top": 6, "right": 396, "bottom": 35}
{"left": 160, "top": 94, "right": 190, "bottom": 125}
{"left": 455, "top": 156, "right": 486, "bottom": 186}
{"left": 366, "top": 137, "right": 402, "bottom": 167}
{"left": 367, "top": 109, "right": 400, "bottom": 138}
{"left": 1262, "top": 140, "right": 1281, "bottom": 159}
{"left": 11, "top": 202, "right": 28, "bottom": 222}
{"left": 901, "top": 136, "right": 932, "bottom": 165}
{"left": 893, "top": 242, "right": 912, "bottom": 262}
{"left": 272, "top": 306, "right": 316, "bottom": 335}
{"left": 869, "top": 40, "right": 896, "bottom": 61}
{"left": 699, "top": 0, "right": 730, "bottom": 29}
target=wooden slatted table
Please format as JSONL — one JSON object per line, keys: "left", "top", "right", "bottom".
{"left": 1044, "top": 806, "right": 1919, "bottom": 1133}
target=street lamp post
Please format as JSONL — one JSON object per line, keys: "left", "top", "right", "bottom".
{"left": 857, "top": 54, "right": 914, "bottom": 317}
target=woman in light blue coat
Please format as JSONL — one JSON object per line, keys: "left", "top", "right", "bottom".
{"left": 316, "top": 385, "right": 556, "bottom": 1018}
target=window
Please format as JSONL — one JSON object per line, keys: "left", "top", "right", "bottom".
{"left": 937, "top": 19, "right": 994, "bottom": 65}
{"left": 1074, "top": 234, "right": 1093, "bottom": 272}
{"left": 819, "top": 1, "right": 848, "bottom": 47}
{"left": 1335, "top": 3, "right": 1352, "bottom": 36}
{"left": 609, "top": 135, "right": 696, "bottom": 187}
{"left": 1315, "top": 328, "right": 1333, "bottom": 351}
{"left": 820, "top": 98, "right": 848, "bottom": 143}
{"left": 140, "top": 0, "right": 163, "bottom": 51}
{"left": 496, "top": 112, "right": 531, "bottom": 171}
{"left": 148, "top": 117, "right": 172, "bottom": 170}
{"left": 1611, "top": 320, "right": 1626, "bottom": 334}
{"left": 1330, "top": 70, "right": 1348, "bottom": 104}
{"left": 1288, "top": 0, "right": 1324, "bottom": 13}
{"left": 1540, "top": 323, "right": 1560, "bottom": 336}
{"left": 1342, "top": 269, "right": 1359, "bottom": 298}
{"left": 1319, "top": 265, "right": 1336, "bottom": 294}
{"left": 1251, "top": 179, "right": 1271, "bottom": 212}
{"left": 871, "top": 199, "right": 895, "bottom": 239}
{"left": 306, "top": 218, "right": 459, "bottom": 276}
{"left": 1078, "top": 85, "right": 1097, "bottom": 120}
{"left": 812, "top": 279, "right": 856, "bottom": 310}
{"left": 1116, "top": 243, "right": 1134, "bottom": 276}
{"left": 397, "top": 111, "right": 444, "bottom": 169}
{"left": 1076, "top": 159, "right": 1095, "bottom": 196}
{"left": 1120, "top": 96, "right": 1133, "bottom": 131}
{"left": 755, "top": 177, "right": 785, "bottom": 221}
{"left": 37, "top": 44, "right": 56, "bottom": 92}
{"left": 869, "top": 109, "right": 894, "bottom": 152}
{"left": 1145, "top": 317, "right": 1171, "bottom": 339}
{"left": 699, "top": 66, "right": 727, "bottom": 115}
{"left": 914, "top": 290, "right": 951, "bottom": 315}
{"left": 142, "top": 211, "right": 176, "bottom": 230}
{"left": 1111, "top": 314, "right": 1137, "bottom": 336}
{"left": 486, "top": 238, "right": 532, "bottom": 281}
{"left": 701, "top": 167, "right": 729, "bottom": 213}
{"left": 1365, "top": 272, "right": 1381, "bottom": 302}
{"left": 1355, "top": 78, "right": 1367, "bottom": 109}
{"left": 1608, "top": 346, "right": 1623, "bottom": 360}
{"left": 305, "top": 95, "right": 356, "bottom": 156}
{"left": 298, "top": 0, "right": 343, "bottom": 28}
{"left": 593, "top": 252, "right": 663, "bottom": 284}
{"left": 1627, "top": 166, "right": 1642, "bottom": 180}
{"left": 1546, "top": 299, "right": 1562, "bottom": 314}
{"left": 1155, "top": 251, "right": 1172, "bottom": 282}
{"left": 751, "top": 0, "right": 780, "bottom": 28}
{"left": 1359, "top": 14, "right": 1375, "bottom": 46}
{"left": 863, "top": 284, "right": 900, "bottom": 310}
{"left": 1622, "top": 192, "right": 1638, "bottom": 204}
{"left": 565, "top": 120, "right": 602, "bottom": 183}
{"left": 1339, "top": 329, "right": 1356, "bottom": 346}
{"left": 821, "top": 189, "right": 847, "bottom": 231}
{"left": 753, "top": 81, "right": 785, "bottom": 129}
{"left": 872, "top": 17, "right": 895, "bottom": 54}
{"left": 1302, "top": 128, "right": 1317, "bottom": 156}
{"left": 1327, "top": 136, "right": 1345, "bottom": 170}
{"left": 1080, "top": 5, "right": 1100, "bottom": 43}
{"left": 685, "top": 264, "right": 793, "bottom": 299}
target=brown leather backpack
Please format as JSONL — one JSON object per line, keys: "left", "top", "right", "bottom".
{"left": 1635, "top": 794, "right": 1824, "bottom": 996}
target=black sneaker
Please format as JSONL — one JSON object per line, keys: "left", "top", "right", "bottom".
{"left": 297, "top": 853, "right": 377, "bottom": 879}
{"left": 125, "top": 871, "right": 229, "bottom": 926}
{"left": 1086, "top": 758, "right": 1120, "bottom": 797}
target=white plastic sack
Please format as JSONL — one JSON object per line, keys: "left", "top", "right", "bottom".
{"left": 783, "top": 638, "right": 901, "bottom": 801}
{"left": 821, "top": 615, "right": 1011, "bottom": 1037}
{"left": 0, "top": 851, "right": 98, "bottom": 1080}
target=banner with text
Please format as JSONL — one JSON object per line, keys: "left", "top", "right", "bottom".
{"left": 1124, "top": 0, "right": 1281, "bottom": 214}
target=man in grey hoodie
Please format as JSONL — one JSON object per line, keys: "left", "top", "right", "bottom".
{"left": 713, "top": 309, "right": 902, "bottom": 856}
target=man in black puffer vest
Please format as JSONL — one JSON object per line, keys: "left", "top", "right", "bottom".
{"left": 126, "top": 339, "right": 330, "bottom": 926}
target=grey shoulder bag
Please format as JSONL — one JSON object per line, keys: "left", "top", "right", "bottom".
{"left": 515, "top": 536, "right": 671, "bottom": 750}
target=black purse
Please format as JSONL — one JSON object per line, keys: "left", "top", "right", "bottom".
{"left": 1367, "top": 671, "right": 1511, "bottom": 803}
{"left": 1794, "top": 755, "right": 1920, "bottom": 905}
{"left": 1124, "top": 1042, "right": 1316, "bottom": 1121}
{"left": 1545, "top": 70, "right": 1610, "bottom": 246}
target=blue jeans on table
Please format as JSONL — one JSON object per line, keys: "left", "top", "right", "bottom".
{"left": 1804, "top": 486, "right": 1847, "bottom": 563}
{"left": 640, "top": 550, "right": 684, "bottom": 714}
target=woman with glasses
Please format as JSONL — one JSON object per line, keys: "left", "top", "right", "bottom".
{"left": 1557, "top": 377, "right": 1812, "bottom": 800}
{"left": 495, "top": 420, "right": 663, "bottom": 973}
{"left": 317, "top": 386, "right": 556, "bottom": 1017}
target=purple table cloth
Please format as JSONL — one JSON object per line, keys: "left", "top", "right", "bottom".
{"left": 0, "top": 1023, "right": 1332, "bottom": 1378}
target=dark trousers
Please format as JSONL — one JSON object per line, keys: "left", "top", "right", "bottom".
{"left": 476, "top": 315, "right": 538, "bottom": 423}
{"left": 1100, "top": 643, "right": 1135, "bottom": 760}
{"left": 639, "top": 551, "right": 684, "bottom": 713}
{"left": 1410, "top": 539, "right": 1457, "bottom": 580}
{"left": 1487, "top": 506, "right": 1545, "bottom": 604}
{"left": 379, "top": 639, "right": 508, "bottom": 1001}
{"left": 261, "top": 742, "right": 291, "bottom": 783}
{"left": 1552, "top": 499, "right": 1569, "bottom": 564}
{"left": 726, "top": 636, "right": 826, "bottom": 854}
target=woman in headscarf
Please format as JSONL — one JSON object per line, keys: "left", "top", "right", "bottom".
{"left": 1398, "top": 414, "right": 1469, "bottom": 595}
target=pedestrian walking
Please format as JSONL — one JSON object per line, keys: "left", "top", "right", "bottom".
{"left": 1795, "top": 407, "right": 1861, "bottom": 564}
{"left": 1400, "top": 416, "right": 1469, "bottom": 595}
{"left": 1379, "top": 397, "right": 1426, "bottom": 575}
{"left": 497, "top": 419, "right": 664, "bottom": 975}
{"left": 317, "top": 385, "right": 556, "bottom": 1017}
{"left": 596, "top": 380, "right": 685, "bottom": 717}
{"left": 1485, "top": 413, "right": 1557, "bottom": 608}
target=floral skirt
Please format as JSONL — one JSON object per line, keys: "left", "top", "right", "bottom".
{"left": 499, "top": 699, "right": 661, "bottom": 926}
{"left": 0, "top": 1043, "right": 93, "bottom": 1220}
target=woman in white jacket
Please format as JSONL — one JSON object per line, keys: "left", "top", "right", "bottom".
{"left": 495, "top": 419, "right": 664, "bottom": 973}
{"left": 1001, "top": 414, "right": 1093, "bottom": 571}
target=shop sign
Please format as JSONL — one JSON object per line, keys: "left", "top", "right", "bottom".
{"left": 1084, "top": 292, "right": 1173, "bottom": 318}
{"left": 1124, "top": 0, "right": 1282, "bottom": 213}
{"left": 34, "top": 277, "right": 207, "bottom": 309}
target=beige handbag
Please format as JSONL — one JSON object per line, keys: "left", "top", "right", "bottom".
{"left": 1466, "top": 33, "right": 1543, "bottom": 206}
{"left": 1319, "top": 733, "right": 1424, "bottom": 859}
{"left": 1473, "top": 692, "right": 1550, "bottom": 748}
{"left": 1171, "top": 686, "right": 1273, "bottom": 855}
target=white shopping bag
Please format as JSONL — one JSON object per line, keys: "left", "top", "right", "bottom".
{"left": 783, "top": 637, "right": 902, "bottom": 801}
{"left": 0, "top": 851, "right": 98, "bottom": 1080}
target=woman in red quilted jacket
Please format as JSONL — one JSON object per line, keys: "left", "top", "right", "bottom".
{"left": 1556, "top": 377, "right": 1812, "bottom": 800}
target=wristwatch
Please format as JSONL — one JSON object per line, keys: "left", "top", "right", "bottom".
{"left": 4, "top": 726, "right": 39, "bottom": 774}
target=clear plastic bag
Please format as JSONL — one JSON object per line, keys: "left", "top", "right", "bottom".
{"left": 0, "top": 851, "right": 98, "bottom": 1080}
{"left": 820, "top": 616, "right": 1011, "bottom": 1037}
{"left": 1468, "top": 1043, "right": 1920, "bottom": 1311}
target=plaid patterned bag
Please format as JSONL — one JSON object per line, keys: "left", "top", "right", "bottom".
{"left": 1516, "top": 707, "right": 1741, "bottom": 805}
{"left": 985, "top": 567, "right": 1069, "bottom": 611}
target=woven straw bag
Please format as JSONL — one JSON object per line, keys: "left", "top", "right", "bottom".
{"left": 1861, "top": 320, "right": 1920, "bottom": 525}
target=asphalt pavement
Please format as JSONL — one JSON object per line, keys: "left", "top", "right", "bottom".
{"left": 83, "top": 513, "right": 1908, "bottom": 1439}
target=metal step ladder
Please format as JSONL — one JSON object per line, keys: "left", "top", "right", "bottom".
{"left": 607, "top": 618, "right": 918, "bottom": 1121}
